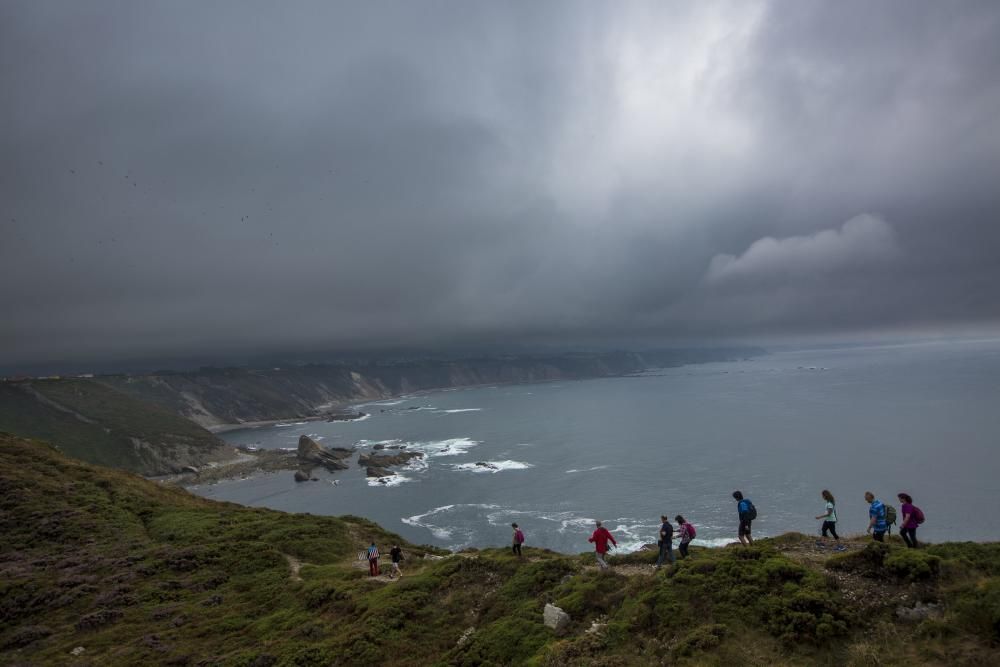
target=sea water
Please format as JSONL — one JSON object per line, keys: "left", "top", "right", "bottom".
{"left": 193, "top": 338, "right": 1000, "bottom": 553}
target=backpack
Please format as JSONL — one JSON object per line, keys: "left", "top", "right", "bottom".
{"left": 746, "top": 501, "right": 758, "bottom": 521}
{"left": 884, "top": 505, "right": 897, "bottom": 528}
{"left": 515, "top": 529, "right": 525, "bottom": 544}
{"left": 687, "top": 523, "right": 697, "bottom": 539}
{"left": 913, "top": 506, "right": 925, "bottom": 525}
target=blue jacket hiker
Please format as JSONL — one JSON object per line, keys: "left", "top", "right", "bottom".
{"left": 655, "top": 515, "right": 675, "bottom": 569}
{"left": 733, "top": 490, "right": 755, "bottom": 546}
{"left": 865, "top": 491, "right": 887, "bottom": 542}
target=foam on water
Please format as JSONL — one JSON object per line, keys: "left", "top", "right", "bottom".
{"left": 449, "top": 460, "right": 533, "bottom": 474}
{"left": 366, "top": 474, "right": 412, "bottom": 488}
{"left": 565, "top": 465, "right": 610, "bottom": 473}
{"left": 274, "top": 421, "right": 310, "bottom": 427}
{"left": 401, "top": 503, "right": 503, "bottom": 542}
{"left": 409, "top": 437, "right": 480, "bottom": 458}
{"left": 362, "top": 398, "right": 412, "bottom": 407}
{"left": 438, "top": 408, "right": 482, "bottom": 414}
{"left": 691, "top": 537, "right": 738, "bottom": 548}
{"left": 355, "top": 438, "right": 404, "bottom": 448}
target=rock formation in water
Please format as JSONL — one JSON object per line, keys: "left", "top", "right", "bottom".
{"left": 358, "top": 451, "right": 422, "bottom": 468}
{"left": 297, "top": 435, "right": 353, "bottom": 471}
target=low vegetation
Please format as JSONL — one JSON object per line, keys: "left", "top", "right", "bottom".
{"left": 1, "top": 433, "right": 998, "bottom": 665}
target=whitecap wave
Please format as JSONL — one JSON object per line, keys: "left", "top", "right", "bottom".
{"left": 409, "top": 437, "right": 480, "bottom": 457}
{"left": 275, "top": 421, "right": 309, "bottom": 427}
{"left": 340, "top": 413, "right": 371, "bottom": 423}
{"left": 437, "top": 408, "right": 482, "bottom": 414}
{"left": 366, "top": 474, "right": 412, "bottom": 488}
{"left": 691, "top": 537, "right": 738, "bottom": 548}
{"left": 401, "top": 503, "right": 503, "bottom": 542}
{"left": 565, "top": 465, "right": 610, "bottom": 473}
{"left": 355, "top": 438, "right": 404, "bottom": 448}
{"left": 449, "top": 460, "right": 533, "bottom": 474}
{"left": 364, "top": 398, "right": 411, "bottom": 407}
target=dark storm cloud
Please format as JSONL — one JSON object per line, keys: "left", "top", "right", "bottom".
{"left": 2, "top": 1, "right": 1000, "bottom": 370}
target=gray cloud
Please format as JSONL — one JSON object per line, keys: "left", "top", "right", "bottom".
{"left": 2, "top": 1, "right": 1000, "bottom": 370}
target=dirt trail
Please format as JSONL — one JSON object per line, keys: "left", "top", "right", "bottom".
{"left": 283, "top": 554, "right": 303, "bottom": 582}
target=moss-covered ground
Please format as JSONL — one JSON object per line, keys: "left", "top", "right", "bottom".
{"left": 1, "top": 433, "right": 997, "bottom": 665}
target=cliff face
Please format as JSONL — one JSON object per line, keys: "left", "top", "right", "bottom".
{"left": 0, "top": 380, "right": 231, "bottom": 475}
{"left": 95, "top": 352, "right": 671, "bottom": 428}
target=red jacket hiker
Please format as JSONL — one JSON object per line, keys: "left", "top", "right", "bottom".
{"left": 589, "top": 526, "right": 617, "bottom": 554}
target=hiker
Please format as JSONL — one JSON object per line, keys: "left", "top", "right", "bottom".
{"left": 655, "top": 515, "right": 675, "bottom": 569}
{"left": 733, "top": 491, "right": 755, "bottom": 546}
{"left": 675, "top": 515, "right": 694, "bottom": 559}
{"left": 366, "top": 541, "right": 380, "bottom": 577}
{"left": 511, "top": 522, "right": 525, "bottom": 558}
{"left": 897, "top": 493, "right": 922, "bottom": 548}
{"left": 588, "top": 520, "right": 617, "bottom": 570}
{"left": 815, "top": 489, "right": 844, "bottom": 548}
{"left": 865, "top": 492, "right": 888, "bottom": 542}
{"left": 389, "top": 544, "right": 404, "bottom": 578}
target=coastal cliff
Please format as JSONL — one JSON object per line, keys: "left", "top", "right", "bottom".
{"left": 0, "top": 381, "right": 230, "bottom": 476}
{"left": 0, "top": 349, "right": 754, "bottom": 474}
{"left": 95, "top": 350, "right": 747, "bottom": 430}
{"left": 1, "top": 433, "right": 997, "bottom": 665}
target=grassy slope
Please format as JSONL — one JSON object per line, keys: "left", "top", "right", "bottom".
{"left": 0, "top": 381, "right": 228, "bottom": 475}
{"left": 1, "top": 433, "right": 998, "bottom": 666}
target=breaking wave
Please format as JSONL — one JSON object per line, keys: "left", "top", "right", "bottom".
{"left": 449, "top": 460, "right": 533, "bottom": 474}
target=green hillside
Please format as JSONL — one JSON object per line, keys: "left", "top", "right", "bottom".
{"left": 0, "top": 381, "right": 229, "bottom": 475}
{"left": 1, "top": 433, "right": 998, "bottom": 665}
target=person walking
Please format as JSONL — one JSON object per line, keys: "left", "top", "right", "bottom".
{"left": 366, "top": 541, "right": 380, "bottom": 577}
{"left": 655, "top": 515, "right": 675, "bottom": 569}
{"left": 511, "top": 522, "right": 525, "bottom": 558}
{"left": 733, "top": 491, "right": 755, "bottom": 546}
{"left": 675, "top": 515, "right": 694, "bottom": 559}
{"left": 897, "top": 493, "right": 922, "bottom": 548}
{"left": 865, "top": 492, "right": 888, "bottom": 542}
{"left": 815, "top": 490, "right": 844, "bottom": 549}
{"left": 389, "top": 544, "right": 404, "bottom": 578}
{"left": 588, "top": 520, "right": 617, "bottom": 570}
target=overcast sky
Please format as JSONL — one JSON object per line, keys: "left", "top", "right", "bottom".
{"left": 3, "top": 1, "right": 1000, "bottom": 370}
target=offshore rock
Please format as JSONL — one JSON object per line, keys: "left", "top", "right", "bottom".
{"left": 366, "top": 466, "right": 394, "bottom": 478}
{"left": 297, "top": 435, "right": 351, "bottom": 471}
{"left": 358, "top": 452, "right": 422, "bottom": 468}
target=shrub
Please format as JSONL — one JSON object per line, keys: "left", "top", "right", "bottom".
{"left": 672, "top": 623, "right": 727, "bottom": 657}
{"left": 826, "top": 542, "right": 890, "bottom": 575}
{"left": 451, "top": 616, "right": 549, "bottom": 666}
{"left": 953, "top": 578, "right": 1000, "bottom": 643}
{"left": 884, "top": 549, "right": 941, "bottom": 582}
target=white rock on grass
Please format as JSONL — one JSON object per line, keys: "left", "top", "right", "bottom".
{"left": 543, "top": 603, "right": 571, "bottom": 634}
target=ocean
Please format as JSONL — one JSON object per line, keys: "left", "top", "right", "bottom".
{"left": 192, "top": 338, "right": 1000, "bottom": 553}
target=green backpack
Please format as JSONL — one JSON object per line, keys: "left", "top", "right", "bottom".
{"left": 884, "top": 505, "right": 897, "bottom": 533}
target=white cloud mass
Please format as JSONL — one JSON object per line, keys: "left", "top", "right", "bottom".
{"left": 705, "top": 214, "right": 900, "bottom": 286}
